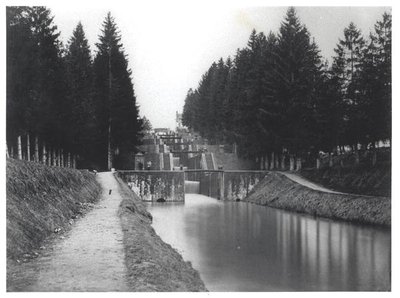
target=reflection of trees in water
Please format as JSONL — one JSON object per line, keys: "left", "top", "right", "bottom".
{"left": 276, "top": 211, "right": 390, "bottom": 290}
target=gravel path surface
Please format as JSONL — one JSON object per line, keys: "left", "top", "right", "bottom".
{"left": 8, "top": 172, "right": 129, "bottom": 291}
{"left": 280, "top": 172, "right": 343, "bottom": 194}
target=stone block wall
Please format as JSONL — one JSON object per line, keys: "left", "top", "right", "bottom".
{"left": 118, "top": 170, "right": 185, "bottom": 202}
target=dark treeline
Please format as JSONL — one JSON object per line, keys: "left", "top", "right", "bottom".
{"left": 182, "top": 8, "right": 391, "bottom": 167}
{"left": 7, "top": 7, "right": 143, "bottom": 170}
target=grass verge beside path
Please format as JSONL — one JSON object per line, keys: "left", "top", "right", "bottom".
{"left": 116, "top": 175, "right": 207, "bottom": 292}
{"left": 245, "top": 172, "right": 390, "bottom": 227}
{"left": 6, "top": 158, "right": 102, "bottom": 260}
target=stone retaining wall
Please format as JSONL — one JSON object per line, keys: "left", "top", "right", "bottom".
{"left": 118, "top": 171, "right": 184, "bottom": 202}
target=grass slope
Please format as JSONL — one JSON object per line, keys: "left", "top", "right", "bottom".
{"left": 116, "top": 176, "right": 207, "bottom": 292}
{"left": 245, "top": 172, "right": 390, "bottom": 227}
{"left": 6, "top": 158, "right": 101, "bottom": 260}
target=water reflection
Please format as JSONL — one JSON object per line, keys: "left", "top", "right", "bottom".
{"left": 147, "top": 194, "right": 390, "bottom": 291}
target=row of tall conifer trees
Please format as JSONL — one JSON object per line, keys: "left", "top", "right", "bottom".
{"left": 7, "top": 7, "right": 143, "bottom": 169}
{"left": 182, "top": 8, "right": 391, "bottom": 168}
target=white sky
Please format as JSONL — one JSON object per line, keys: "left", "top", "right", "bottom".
{"left": 7, "top": 1, "right": 392, "bottom": 129}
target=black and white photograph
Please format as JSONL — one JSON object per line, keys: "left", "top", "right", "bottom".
{"left": 3, "top": 0, "right": 395, "bottom": 293}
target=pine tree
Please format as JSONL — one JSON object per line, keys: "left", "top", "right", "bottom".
{"left": 267, "top": 7, "right": 323, "bottom": 158}
{"left": 93, "top": 12, "right": 142, "bottom": 169}
{"left": 332, "top": 22, "right": 366, "bottom": 148}
{"left": 7, "top": 7, "right": 36, "bottom": 143}
{"left": 7, "top": 7, "right": 67, "bottom": 154}
{"left": 360, "top": 12, "right": 391, "bottom": 144}
{"left": 65, "top": 22, "right": 95, "bottom": 163}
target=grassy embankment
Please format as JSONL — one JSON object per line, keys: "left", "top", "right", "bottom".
{"left": 116, "top": 175, "right": 207, "bottom": 291}
{"left": 7, "top": 158, "right": 206, "bottom": 291}
{"left": 245, "top": 172, "right": 390, "bottom": 227}
{"left": 6, "top": 158, "right": 102, "bottom": 260}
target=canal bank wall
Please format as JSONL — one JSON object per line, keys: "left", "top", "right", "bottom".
{"left": 245, "top": 172, "right": 390, "bottom": 227}
{"left": 118, "top": 171, "right": 185, "bottom": 202}
{"left": 115, "top": 175, "right": 207, "bottom": 291}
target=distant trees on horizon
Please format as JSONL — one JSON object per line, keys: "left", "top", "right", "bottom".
{"left": 7, "top": 7, "right": 143, "bottom": 170}
{"left": 182, "top": 7, "right": 391, "bottom": 168}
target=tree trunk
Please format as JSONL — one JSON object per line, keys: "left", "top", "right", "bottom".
{"left": 355, "top": 150, "right": 360, "bottom": 165}
{"left": 26, "top": 133, "right": 30, "bottom": 161}
{"left": 107, "top": 119, "right": 112, "bottom": 170}
{"left": 281, "top": 155, "right": 286, "bottom": 170}
{"left": 329, "top": 153, "right": 333, "bottom": 167}
{"left": 57, "top": 150, "right": 61, "bottom": 167}
{"left": 52, "top": 149, "right": 56, "bottom": 166}
{"left": 372, "top": 150, "right": 377, "bottom": 167}
{"left": 289, "top": 156, "right": 295, "bottom": 171}
{"left": 17, "top": 136, "right": 22, "bottom": 160}
{"left": 42, "top": 143, "right": 47, "bottom": 165}
{"left": 270, "top": 152, "right": 275, "bottom": 170}
{"left": 10, "top": 146, "right": 14, "bottom": 159}
{"left": 72, "top": 155, "right": 76, "bottom": 169}
{"left": 316, "top": 158, "right": 321, "bottom": 169}
{"left": 296, "top": 158, "right": 302, "bottom": 171}
{"left": 61, "top": 149, "right": 64, "bottom": 167}
{"left": 34, "top": 136, "right": 39, "bottom": 162}
{"left": 264, "top": 154, "right": 269, "bottom": 171}
{"left": 67, "top": 152, "right": 71, "bottom": 168}
{"left": 275, "top": 153, "right": 280, "bottom": 169}
{"left": 49, "top": 148, "right": 52, "bottom": 166}
{"left": 260, "top": 155, "right": 264, "bottom": 170}
{"left": 6, "top": 142, "right": 9, "bottom": 158}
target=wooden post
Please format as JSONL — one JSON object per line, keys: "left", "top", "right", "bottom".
{"left": 289, "top": 156, "right": 295, "bottom": 171}
{"left": 34, "top": 136, "right": 39, "bottom": 162}
{"left": 219, "top": 171, "right": 225, "bottom": 200}
{"left": 17, "top": 136, "right": 22, "bottom": 160}
{"left": 270, "top": 152, "right": 275, "bottom": 170}
{"left": 26, "top": 133, "right": 30, "bottom": 161}
{"left": 42, "top": 143, "right": 47, "bottom": 165}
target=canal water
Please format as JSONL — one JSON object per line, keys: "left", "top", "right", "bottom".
{"left": 146, "top": 194, "right": 391, "bottom": 292}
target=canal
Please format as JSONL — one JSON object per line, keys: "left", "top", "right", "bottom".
{"left": 146, "top": 194, "right": 391, "bottom": 291}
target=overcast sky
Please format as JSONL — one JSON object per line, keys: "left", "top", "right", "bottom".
{"left": 48, "top": 4, "right": 390, "bottom": 129}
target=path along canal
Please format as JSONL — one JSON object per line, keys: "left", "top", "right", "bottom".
{"left": 147, "top": 194, "right": 390, "bottom": 291}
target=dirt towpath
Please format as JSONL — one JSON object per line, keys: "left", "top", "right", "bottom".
{"left": 280, "top": 172, "right": 343, "bottom": 194}
{"left": 8, "top": 172, "right": 129, "bottom": 291}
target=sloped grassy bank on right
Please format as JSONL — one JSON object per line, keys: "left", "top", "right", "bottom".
{"left": 245, "top": 172, "right": 390, "bottom": 227}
